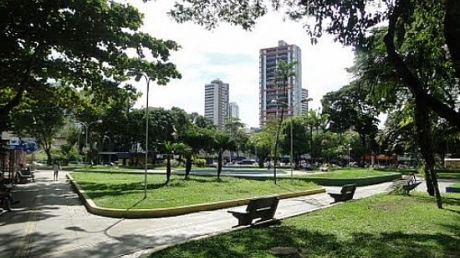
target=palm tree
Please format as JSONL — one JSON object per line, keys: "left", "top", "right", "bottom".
{"left": 163, "top": 141, "right": 185, "bottom": 184}
{"left": 272, "top": 59, "right": 298, "bottom": 184}
{"left": 213, "top": 132, "right": 236, "bottom": 179}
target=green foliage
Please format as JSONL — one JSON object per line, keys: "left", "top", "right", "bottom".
{"left": 1, "top": 0, "right": 181, "bottom": 131}
{"left": 193, "top": 158, "right": 206, "bottom": 168}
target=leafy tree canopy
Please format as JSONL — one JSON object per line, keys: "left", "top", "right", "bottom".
{"left": 0, "top": 0, "right": 181, "bottom": 131}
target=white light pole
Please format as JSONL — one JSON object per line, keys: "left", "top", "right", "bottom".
{"left": 143, "top": 74, "right": 152, "bottom": 199}
{"left": 129, "top": 70, "right": 154, "bottom": 199}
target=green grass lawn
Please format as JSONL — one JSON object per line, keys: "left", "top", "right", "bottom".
{"left": 70, "top": 173, "right": 320, "bottom": 209}
{"left": 303, "top": 169, "right": 393, "bottom": 179}
{"left": 450, "top": 182, "right": 460, "bottom": 188}
{"left": 437, "top": 171, "right": 460, "bottom": 180}
{"left": 151, "top": 192, "right": 460, "bottom": 258}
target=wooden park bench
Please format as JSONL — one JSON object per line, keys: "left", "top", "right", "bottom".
{"left": 328, "top": 184, "right": 357, "bottom": 203}
{"left": 228, "top": 195, "right": 280, "bottom": 226}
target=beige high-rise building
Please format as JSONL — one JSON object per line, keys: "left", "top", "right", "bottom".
{"left": 204, "top": 79, "right": 229, "bottom": 129}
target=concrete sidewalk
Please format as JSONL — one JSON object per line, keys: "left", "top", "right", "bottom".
{"left": 0, "top": 170, "right": 450, "bottom": 258}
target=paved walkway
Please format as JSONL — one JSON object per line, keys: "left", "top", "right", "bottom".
{"left": 0, "top": 170, "right": 454, "bottom": 258}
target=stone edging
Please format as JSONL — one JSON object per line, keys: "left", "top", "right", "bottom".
{"left": 66, "top": 174, "right": 326, "bottom": 219}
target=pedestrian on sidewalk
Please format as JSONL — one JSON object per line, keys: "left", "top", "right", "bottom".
{"left": 53, "top": 160, "right": 61, "bottom": 181}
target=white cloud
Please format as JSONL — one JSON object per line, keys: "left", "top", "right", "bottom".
{"left": 130, "top": 0, "right": 355, "bottom": 127}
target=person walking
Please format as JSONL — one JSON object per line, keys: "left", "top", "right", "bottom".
{"left": 53, "top": 161, "right": 61, "bottom": 181}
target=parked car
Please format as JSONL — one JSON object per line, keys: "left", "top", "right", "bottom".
{"left": 238, "top": 159, "right": 257, "bottom": 165}
{"left": 32, "top": 161, "right": 45, "bottom": 167}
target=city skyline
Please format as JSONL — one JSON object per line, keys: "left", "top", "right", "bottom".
{"left": 131, "top": 0, "right": 355, "bottom": 128}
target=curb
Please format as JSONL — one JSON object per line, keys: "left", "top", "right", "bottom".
{"left": 66, "top": 174, "right": 326, "bottom": 219}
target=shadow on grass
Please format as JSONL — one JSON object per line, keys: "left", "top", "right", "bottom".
{"left": 78, "top": 181, "right": 168, "bottom": 199}
{"left": 151, "top": 225, "right": 460, "bottom": 258}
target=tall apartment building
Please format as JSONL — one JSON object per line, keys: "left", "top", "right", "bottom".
{"left": 204, "top": 79, "right": 229, "bottom": 129}
{"left": 301, "top": 88, "right": 310, "bottom": 112}
{"left": 259, "top": 40, "right": 303, "bottom": 126}
{"left": 229, "top": 102, "right": 240, "bottom": 119}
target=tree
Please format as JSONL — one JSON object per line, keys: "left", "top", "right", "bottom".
{"left": 321, "top": 83, "right": 380, "bottom": 165}
{"left": 11, "top": 88, "right": 67, "bottom": 164}
{"left": 179, "top": 126, "right": 214, "bottom": 178}
{"left": 213, "top": 132, "right": 235, "bottom": 179}
{"left": 300, "top": 109, "right": 331, "bottom": 164}
{"left": 164, "top": 141, "right": 184, "bottom": 185}
{"left": 249, "top": 130, "right": 275, "bottom": 168}
{"left": 224, "top": 117, "right": 247, "bottom": 159}
{"left": 281, "top": 117, "right": 308, "bottom": 169}
{"left": 0, "top": 0, "right": 181, "bottom": 133}
{"left": 350, "top": 25, "right": 451, "bottom": 206}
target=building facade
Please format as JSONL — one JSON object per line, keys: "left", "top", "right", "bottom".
{"left": 259, "top": 40, "right": 303, "bottom": 126}
{"left": 301, "top": 88, "right": 310, "bottom": 112}
{"left": 204, "top": 79, "right": 229, "bottom": 129}
{"left": 229, "top": 102, "right": 240, "bottom": 119}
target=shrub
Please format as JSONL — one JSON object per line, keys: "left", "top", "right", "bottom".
{"left": 194, "top": 158, "right": 206, "bottom": 168}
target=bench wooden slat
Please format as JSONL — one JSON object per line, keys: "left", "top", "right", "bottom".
{"left": 228, "top": 195, "right": 280, "bottom": 226}
{"left": 328, "top": 184, "right": 357, "bottom": 203}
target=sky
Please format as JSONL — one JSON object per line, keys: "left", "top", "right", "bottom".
{"left": 130, "top": 0, "right": 356, "bottom": 128}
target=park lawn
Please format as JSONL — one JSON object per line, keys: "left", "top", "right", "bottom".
{"left": 70, "top": 173, "right": 320, "bottom": 209}
{"left": 437, "top": 171, "right": 460, "bottom": 180}
{"left": 450, "top": 182, "right": 460, "bottom": 188}
{"left": 304, "top": 169, "right": 395, "bottom": 179}
{"left": 151, "top": 192, "right": 460, "bottom": 258}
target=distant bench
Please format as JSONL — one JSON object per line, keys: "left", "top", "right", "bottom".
{"left": 401, "top": 173, "right": 421, "bottom": 195}
{"left": 16, "top": 169, "right": 34, "bottom": 184}
{"left": 328, "top": 184, "right": 357, "bottom": 203}
{"left": 228, "top": 195, "right": 280, "bottom": 226}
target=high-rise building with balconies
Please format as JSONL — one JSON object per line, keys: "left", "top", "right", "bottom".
{"left": 259, "top": 40, "right": 303, "bottom": 126}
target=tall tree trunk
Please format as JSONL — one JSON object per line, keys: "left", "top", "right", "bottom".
{"left": 45, "top": 148, "right": 52, "bottom": 165}
{"left": 184, "top": 154, "right": 192, "bottom": 179}
{"left": 217, "top": 150, "right": 223, "bottom": 179}
{"left": 166, "top": 155, "right": 171, "bottom": 184}
{"left": 414, "top": 95, "right": 443, "bottom": 208}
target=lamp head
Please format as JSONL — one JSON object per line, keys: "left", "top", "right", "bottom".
{"left": 301, "top": 98, "right": 313, "bottom": 103}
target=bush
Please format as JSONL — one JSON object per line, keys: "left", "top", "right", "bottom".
{"left": 194, "top": 158, "right": 206, "bottom": 168}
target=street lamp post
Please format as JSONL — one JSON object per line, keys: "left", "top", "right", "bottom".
{"left": 143, "top": 74, "right": 152, "bottom": 199}
{"left": 129, "top": 70, "right": 154, "bottom": 199}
